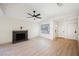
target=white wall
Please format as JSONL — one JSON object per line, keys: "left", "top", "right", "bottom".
{"left": 0, "top": 17, "right": 39, "bottom": 44}
{"left": 78, "top": 16, "right": 79, "bottom": 40}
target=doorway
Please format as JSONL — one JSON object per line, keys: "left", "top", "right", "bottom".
{"left": 54, "top": 19, "right": 78, "bottom": 40}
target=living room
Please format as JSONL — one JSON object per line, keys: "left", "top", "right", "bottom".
{"left": 0, "top": 3, "right": 79, "bottom": 56}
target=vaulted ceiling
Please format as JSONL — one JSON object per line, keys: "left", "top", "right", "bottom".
{"left": 0, "top": 3, "right": 79, "bottom": 22}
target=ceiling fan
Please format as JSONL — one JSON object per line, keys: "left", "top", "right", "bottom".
{"left": 27, "top": 10, "right": 42, "bottom": 20}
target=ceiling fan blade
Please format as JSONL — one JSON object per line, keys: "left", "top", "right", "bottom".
{"left": 27, "top": 17, "right": 32, "bottom": 18}
{"left": 36, "top": 17, "right": 42, "bottom": 19}
{"left": 36, "top": 14, "right": 40, "bottom": 17}
{"left": 27, "top": 13, "right": 33, "bottom": 16}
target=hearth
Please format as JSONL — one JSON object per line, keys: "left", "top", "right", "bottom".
{"left": 12, "top": 31, "right": 28, "bottom": 43}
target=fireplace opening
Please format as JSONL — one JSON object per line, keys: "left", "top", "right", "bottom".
{"left": 13, "top": 31, "right": 28, "bottom": 43}
{"left": 16, "top": 33, "right": 25, "bottom": 40}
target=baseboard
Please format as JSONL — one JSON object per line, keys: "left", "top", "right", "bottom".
{"left": 0, "top": 42, "right": 12, "bottom": 46}
{"left": 55, "top": 37, "right": 65, "bottom": 39}
{"left": 55, "top": 37, "right": 77, "bottom": 40}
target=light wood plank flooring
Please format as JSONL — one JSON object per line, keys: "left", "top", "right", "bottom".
{"left": 0, "top": 37, "right": 78, "bottom": 56}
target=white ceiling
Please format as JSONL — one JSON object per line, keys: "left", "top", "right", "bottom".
{"left": 0, "top": 3, "right": 79, "bottom": 22}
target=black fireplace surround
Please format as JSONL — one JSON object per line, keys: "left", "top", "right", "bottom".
{"left": 12, "top": 31, "right": 28, "bottom": 43}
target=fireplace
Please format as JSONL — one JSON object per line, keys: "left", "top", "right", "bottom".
{"left": 13, "top": 31, "right": 28, "bottom": 43}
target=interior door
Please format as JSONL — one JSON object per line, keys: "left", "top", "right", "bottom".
{"left": 66, "top": 23, "right": 77, "bottom": 40}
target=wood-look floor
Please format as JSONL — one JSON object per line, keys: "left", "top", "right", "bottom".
{"left": 0, "top": 37, "right": 78, "bottom": 56}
